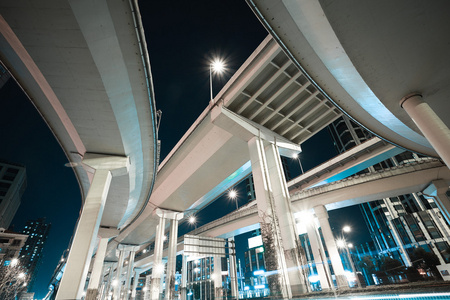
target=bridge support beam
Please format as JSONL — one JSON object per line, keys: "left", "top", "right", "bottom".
{"left": 248, "top": 137, "right": 308, "bottom": 298}
{"left": 113, "top": 245, "right": 128, "bottom": 299}
{"left": 165, "top": 212, "right": 184, "bottom": 300}
{"left": 213, "top": 256, "right": 223, "bottom": 299}
{"left": 400, "top": 93, "right": 450, "bottom": 169}
{"left": 423, "top": 180, "right": 450, "bottom": 225}
{"left": 101, "top": 261, "right": 116, "bottom": 300}
{"left": 130, "top": 268, "right": 144, "bottom": 300}
{"left": 56, "top": 154, "right": 129, "bottom": 300}
{"left": 228, "top": 237, "right": 239, "bottom": 299}
{"left": 123, "top": 245, "right": 140, "bottom": 299}
{"left": 150, "top": 216, "right": 165, "bottom": 300}
{"left": 86, "top": 227, "right": 119, "bottom": 300}
{"left": 150, "top": 209, "right": 182, "bottom": 300}
{"left": 314, "top": 205, "right": 349, "bottom": 289}
{"left": 181, "top": 255, "right": 188, "bottom": 300}
{"left": 305, "top": 219, "right": 332, "bottom": 291}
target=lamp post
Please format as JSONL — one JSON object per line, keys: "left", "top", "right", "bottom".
{"left": 210, "top": 59, "right": 225, "bottom": 102}
{"left": 292, "top": 153, "right": 305, "bottom": 174}
{"left": 341, "top": 226, "right": 362, "bottom": 288}
{"left": 228, "top": 189, "right": 238, "bottom": 210}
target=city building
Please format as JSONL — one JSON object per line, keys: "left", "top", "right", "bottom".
{"left": 0, "top": 227, "right": 28, "bottom": 265}
{"left": 20, "top": 218, "right": 51, "bottom": 291}
{"left": 328, "top": 116, "right": 450, "bottom": 268}
{"left": 243, "top": 234, "right": 269, "bottom": 298}
{"left": 185, "top": 256, "right": 225, "bottom": 300}
{"left": 0, "top": 160, "right": 27, "bottom": 229}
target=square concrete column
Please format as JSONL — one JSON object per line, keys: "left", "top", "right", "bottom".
{"left": 165, "top": 212, "right": 183, "bottom": 300}
{"left": 143, "top": 274, "right": 151, "bottom": 300}
{"left": 114, "top": 246, "right": 128, "bottom": 299}
{"left": 86, "top": 227, "right": 120, "bottom": 300}
{"left": 313, "top": 205, "right": 348, "bottom": 289}
{"left": 180, "top": 255, "right": 188, "bottom": 300}
{"left": 150, "top": 213, "right": 166, "bottom": 300}
{"left": 423, "top": 180, "right": 450, "bottom": 224}
{"left": 304, "top": 218, "right": 332, "bottom": 291}
{"left": 122, "top": 245, "right": 140, "bottom": 299}
{"left": 248, "top": 137, "right": 308, "bottom": 298}
{"left": 213, "top": 256, "right": 222, "bottom": 299}
{"left": 100, "top": 261, "right": 117, "bottom": 300}
{"left": 57, "top": 154, "right": 129, "bottom": 300}
{"left": 130, "top": 268, "right": 144, "bottom": 300}
{"left": 228, "top": 238, "right": 238, "bottom": 299}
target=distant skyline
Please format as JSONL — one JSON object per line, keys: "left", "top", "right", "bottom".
{"left": 0, "top": 79, "right": 81, "bottom": 298}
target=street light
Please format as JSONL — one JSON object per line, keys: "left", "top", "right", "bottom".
{"left": 10, "top": 258, "right": 18, "bottom": 267}
{"left": 340, "top": 226, "right": 362, "bottom": 288}
{"left": 210, "top": 58, "right": 225, "bottom": 102}
{"left": 228, "top": 189, "right": 238, "bottom": 210}
{"left": 188, "top": 215, "right": 197, "bottom": 229}
{"left": 292, "top": 153, "right": 305, "bottom": 174}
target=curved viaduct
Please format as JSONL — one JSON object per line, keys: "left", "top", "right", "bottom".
{"left": 0, "top": 0, "right": 158, "bottom": 298}
{"left": 248, "top": 0, "right": 450, "bottom": 167}
{"left": 188, "top": 158, "right": 450, "bottom": 240}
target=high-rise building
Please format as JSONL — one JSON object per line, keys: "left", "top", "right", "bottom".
{"left": 20, "top": 218, "right": 51, "bottom": 291}
{"left": 328, "top": 115, "right": 450, "bottom": 267}
{"left": 0, "top": 228, "right": 28, "bottom": 264}
{"left": 242, "top": 232, "right": 269, "bottom": 298}
{"left": 0, "top": 160, "right": 27, "bottom": 229}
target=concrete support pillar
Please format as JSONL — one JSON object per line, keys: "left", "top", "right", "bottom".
{"left": 150, "top": 214, "right": 166, "bottom": 300}
{"left": 181, "top": 255, "right": 188, "bottom": 300}
{"left": 228, "top": 238, "right": 238, "bottom": 299}
{"left": 130, "top": 268, "right": 143, "bottom": 300}
{"left": 423, "top": 180, "right": 450, "bottom": 224}
{"left": 248, "top": 137, "right": 307, "bottom": 298}
{"left": 400, "top": 93, "right": 450, "bottom": 169}
{"left": 57, "top": 154, "right": 129, "bottom": 300}
{"left": 314, "top": 205, "right": 349, "bottom": 289}
{"left": 114, "top": 247, "right": 127, "bottom": 300}
{"left": 213, "top": 256, "right": 222, "bottom": 299}
{"left": 124, "top": 246, "right": 140, "bottom": 299}
{"left": 86, "top": 228, "right": 120, "bottom": 300}
{"left": 305, "top": 220, "right": 331, "bottom": 291}
{"left": 96, "top": 264, "right": 109, "bottom": 300}
{"left": 144, "top": 274, "right": 151, "bottom": 300}
{"left": 165, "top": 214, "right": 183, "bottom": 300}
{"left": 101, "top": 262, "right": 116, "bottom": 300}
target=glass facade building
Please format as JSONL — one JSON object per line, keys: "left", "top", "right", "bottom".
{"left": 328, "top": 116, "right": 450, "bottom": 267}
{"left": 185, "top": 256, "right": 225, "bottom": 300}
{"left": 20, "top": 218, "right": 51, "bottom": 291}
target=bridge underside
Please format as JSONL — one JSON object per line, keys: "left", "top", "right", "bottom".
{"left": 0, "top": 0, "right": 157, "bottom": 229}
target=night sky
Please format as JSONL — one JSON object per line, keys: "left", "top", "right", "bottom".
{"left": 1, "top": 1, "right": 369, "bottom": 298}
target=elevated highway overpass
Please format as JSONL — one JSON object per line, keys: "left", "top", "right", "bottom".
{"left": 2, "top": 1, "right": 450, "bottom": 299}
{"left": 185, "top": 158, "right": 450, "bottom": 240}
{"left": 129, "top": 156, "right": 450, "bottom": 298}
{"left": 247, "top": 0, "right": 450, "bottom": 167}
{"left": 0, "top": 0, "right": 158, "bottom": 298}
